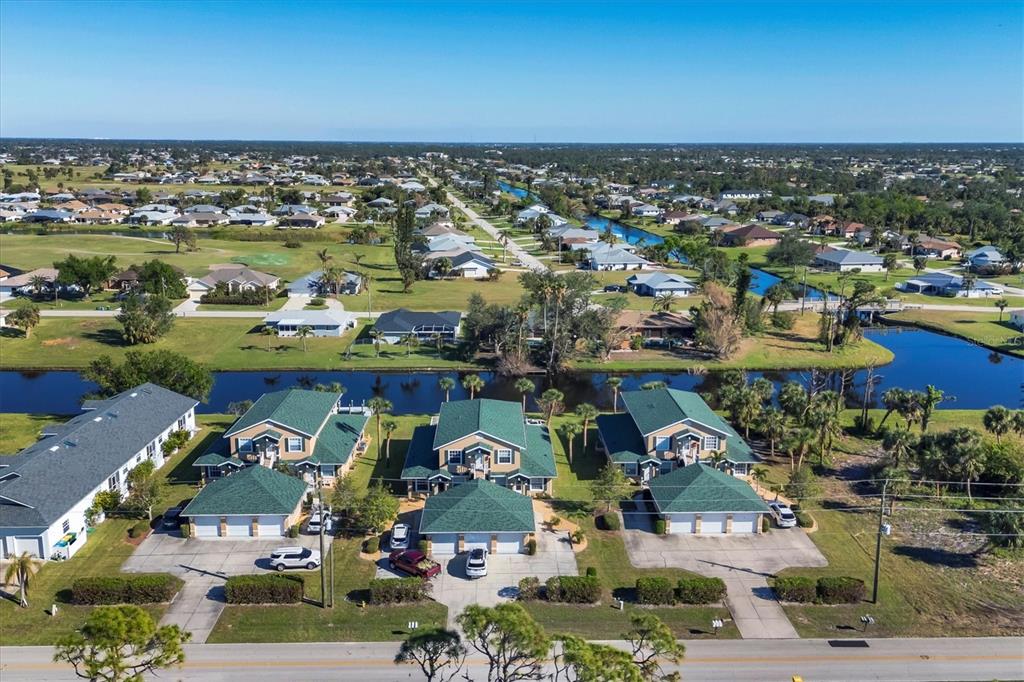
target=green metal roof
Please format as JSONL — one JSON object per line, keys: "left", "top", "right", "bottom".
{"left": 182, "top": 465, "right": 308, "bottom": 516}
{"left": 301, "top": 414, "right": 369, "bottom": 466}
{"left": 431, "top": 399, "right": 526, "bottom": 450}
{"left": 224, "top": 389, "right": 341, "bottom": 438}
{"left": 401, "top": 425, "right": 443, "bottom": 480}
{"left": 520, "top": 424, "right": 557, "bottom": 477}
{"left": 647, "top": 463, "right": 769, "bottom": 514}
{"left": 419, "top": 479, "right": 536, "bottom": 534}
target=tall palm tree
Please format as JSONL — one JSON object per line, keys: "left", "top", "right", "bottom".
{"left": 919, "top": 385, "right": 944, "bottom": 433}
{"left": 403, "top": 334, "right": 420, "bottom": 356}
{"left": 994, "top": 298, "right": 1009, "bottom": 321}
{"left": 750, "top": 467, "right": 770, "bottom": 490}
{"left": 431, "top": 332, "right": 444, "bottom": 358}
{"left": 382, "top": 418, "right": 398, "bottom": 464}
{"left": 758, "top": 407, "right": 787, "bottom": 459}
{"left": 514, "top": 378, "right": 535, "bottom": 412}
{"left": 316, "top": 248, "right": 333, "bottom": 273}
{"left": 560, "top": 421, "right": 583, "bottom": 464}
{"left": 367, "top": 396, "right": 393, "bottom": 458}
{"left": 652, "top": 291, "right": 676, "bottom": 313}
{"left": 783, "top": 427, "right": 816, "bottom": 471}
{"left": 880, "top": 425, "right": 917, "bottom": 467}
{"left": 261, "top": 325, "right": 278, "bottom": 351}
{"left": 606, "top": 376, "right": 623, "bottom": 413}
{"left": 296, "top": 326, "right": 313, "bottom": 352}
{"left": 1012, "top": 410, "right": 1024, "bottom": 439}
{"left": 28, "top": 274, "right": 49, "bottom": 298}
{"left": 574, "top": 403, "right": 599, "bottom": 450}
{"left": 4, "top": 552, "right": 39, "bottom": 608}
{"left": 538, "top": 388, "right": 565, "bottom": 426}
{"left": 959, "top": 448, "right": 987, "bottom": 502}
{"left": 438, "top": 376, "right": 455, "bottom": 403}
{"left": 462, "top": 374, "right": 485, "bottom": 400}
{"left": 370, "top": 330, "right": 384, "bottom": 358}
{"left": 983, "top": 405, "right": 1012, "bottom": 443}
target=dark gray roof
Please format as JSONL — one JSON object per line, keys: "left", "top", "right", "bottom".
{"left": 0, "top": 384, "right": 197, "bottom": 529}
{"left": 374, "top": 309, "right": 462, "bottom": 334}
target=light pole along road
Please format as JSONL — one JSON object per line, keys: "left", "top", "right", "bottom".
{"left": 3, "top": 637, "right": 1022, "bottom": 681}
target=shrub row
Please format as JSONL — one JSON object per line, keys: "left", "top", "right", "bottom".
{"left": 636, "top": 577, "right": 727, "bottom": 605}
{"left": 544, "top": 575, "right": 601, "bottom": 604}
{"left": 224, "top": 574, "right": 304, "bottom": 604}
{"left": 127, "top": 520, "right": 151, "bottom": 538}
{"left": 795, "top": 511, "right": 813, "bottom": 528}
{"left": 70, "top": 574, "right": 182, "bottom": 605}
{"left": 518, "top": 576, "right": 541, "bottom": 601}
{"left": 601, "top": 512, "right": 620, "bottom": 531}
{"left": 772, "top": 576, "right": 865, "bottom": 604}
{"left": 368, "top": 577, "right": 430, "bottom": 605}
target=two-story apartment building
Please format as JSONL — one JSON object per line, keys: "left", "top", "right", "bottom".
{"left": 595, "top": 387, "right": 758, "bottom": 482}
{"left": 0, "top": 384, "right": 197, "bottom": 559}
{"left": 401, "top": 399, "right": 556, "bottom": 497}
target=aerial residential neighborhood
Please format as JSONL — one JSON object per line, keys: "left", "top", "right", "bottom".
{"left": 0, "top": 1, "right": 1022, "bottom": 681}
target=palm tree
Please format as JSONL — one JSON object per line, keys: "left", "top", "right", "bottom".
{"left": 431, "top": 332, "right": 444, "bottom": 358}
{"left": 750, "top": 466, "right": 770, "bottom": 491}
{"left": 261, "top": 325, "right": 278, "bottom": 351}
{"left": 370, "top": 330, "right": 384, "bottom": 358}
{"left": 880, "top": 425, "right": 917, "bottom": 467}
{"left": 538, "top": 388, "right": 565, "bottom": 425}
{"left": 560, "top": 421, "right": 583, "bottom": 464}
{"left": 433, "top": 256, "right": 452, "bottom": 279}
{"left": 462, "top": 374, "right": 485, "bottom": 400}
{"left": 758, "top": 407, "right": 787, "bottom": 459}
{"left": 763, "top": 282, "right": 788, "bottom": 315}
{"left": 295, "top": 326, "right": 313, "bottom": 352}
{"left": 367, "top": 396, "right": 393, "bottom": 458}
{"left": 640, "top": 380, "right": 667, "bottom": 391}
{"left": 403, "top": 334, "right": 420, "bottom": 356}
{"left": 575, "top": 403, "right": 599, "bottom": 450}
{"left": 316, "top": 248, "right": 333, "bottom": 273}
{"left": 28, "top": 274, "right": 49, "bottom": 298}
{"left": 382, "top": 418, "right": 398, "bottom": 464}
{"left": 919, "top": 385, "right": 944, "bottom": 433}
{"left": 1012, "top": 410, "right": 1024, "bottom": 439}
{"left": 438, "top": 376, "right": 455, "bottom": 403}
{"left": 995, "top": 298, "right": 1009, "bottom": 321}
{"left": 652, "top": 291, "right": 676, "bottom": 313}
{"left": 3, "top": 552, "right": 39, "bottom": 608}
{"left": 606, "top": 376, "right": 623, "bottom": 413}
{"left": 514, "top": 378, "right": 535, "bottom": 412}
{"left": 959, "top": 448, "right": 987, "bottom": 502}
{"left": 783, "top": 427, "right": 816, "bottom": 471}
{"left": 984, "top": 405, "right": 1012, "bottom": 443}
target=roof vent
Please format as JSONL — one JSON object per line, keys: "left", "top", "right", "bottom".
{"left": 130, "top": 392, "right": 138, "bottom": 397}
{"left": 49, "top": 445, "right": 60, "bottom": 452}
{"left": 93, "top": 416, "right": 103, "bottom": 422}
{"left": 63, "top": 439, "right": 77, "bottom": 447}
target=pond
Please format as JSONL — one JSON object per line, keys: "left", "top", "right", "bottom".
{"left": 497, "top": 180, "right": 534, "bottom": 200}
{"left": 0, "top": 330, "right": 1018, "bottom": 417}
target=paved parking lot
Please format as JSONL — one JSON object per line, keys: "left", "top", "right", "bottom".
{"left": 624, "top": 525, "right": 827, "bottom": 639}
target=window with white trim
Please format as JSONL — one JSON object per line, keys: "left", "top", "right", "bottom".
{"left": 529, "top": 478, "right": 545, "bottom": 491}
{"left": 660, "top": 460, "right": 673, "bottom": 473}
{"left": 238, "top": 438, "right": 253, "bottom": 453}
{"left": 654, "top": 436, "right": 671, "bottom": 452}
{"left": 146, "top": 442, "right": 156, "bottom": 457}
{"left": 496, "top": 449, "right": 513, "bottom": 464}
{"left": 625, "top": 462, "right": 638, "bottom": 475}
{"left": 446, "top": 449, "right": 463, "bottom": 464}
{"left": 702, "top": 435, "right": 719, "bottom": 451}
{"left": 107, "top": 472, "right": 120, "bottom": 490}
{"left": 286, "top": 437, "right": 303, "bottom": 453}
{"left": 491, "top": 475, "right": 507, "bottom": 487}
{"left": 178, "top": 416, "right": 187, "bottom": 430}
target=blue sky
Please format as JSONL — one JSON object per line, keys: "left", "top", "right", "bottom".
{"left": 1, "top": 1, "right": 1020, "bottom": 142}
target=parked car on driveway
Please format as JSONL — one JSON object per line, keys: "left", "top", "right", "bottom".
{"left": 161, "top": 506, "right": 184, "bottom": 529}
{"left": 270, "top": 546, "right": 321, "bottom": 571}
{"left": 306, "top": 510, "right": 333, "bottom": 535}
{"left": 388, "top": 549, "right": 441, "bottom": 578}
{"left": 465, "top": 548, "right": 488, "bottom": 579}
{"left": 769, "top": 502, "right": 797, "bottom": 528}
{"left": 604, "top": 284, "right": 627, "bottom": 292}
{"left": 390, "top": 523, "right": 411, "bottom": 550}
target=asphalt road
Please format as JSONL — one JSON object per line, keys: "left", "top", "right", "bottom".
{"left": 443, "top": 190, "right": 549, "bottom": 272}
{"left": 3, "top": 637, "right": 1021, "bottom": 681}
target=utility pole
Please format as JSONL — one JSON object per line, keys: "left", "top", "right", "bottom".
{"left": 800, "top": 267, "right": 807, "bottom": 314}
{"left": 330, "top": 528, "right": 335, "bottom": 608}
{"left": 317, "top": 483, "right": 327, "bottom": 609}
{"left": 872, "top": 479, "right": 888, "bottom": 604}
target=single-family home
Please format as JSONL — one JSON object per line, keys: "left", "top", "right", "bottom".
{"left": 631, "top": 203, "right": 663, "bottom": 218}
{"left": 365, "top": 197, "right": 395, "bottom": 209}
{"left": 128, "top": 210, "right": 177, "bottom": 226}
{"left": 0, "top": 267, "right": 60, "bottom": 299}
{"left": 772, "top": 212, "right": 811, "bottom": 228}
{"left": 756, "top": 210, "right": 784, "bottom": 222}
{"left": 373, "top": 308, "right": 462, "bottom": 344}
{"left": 171, "top": 211, "right": 230, "bottom": 227}
{"left": 23, "top": 209, "right": 75, "bottom": 223}
{"left": 414, "top": 203, "right": 450, "bottom": 221}
{"left": 718, "top": 189, "right": 771, "bottom": 200}
{"left": 263, "top": 309, "right": 356, "bottom": 337}
{"left": 719, "top": 224, "right": 783, "bottom": 247}
{"left": 0, "top": 384, "right": 197, "bottom": 559}
{"left": 324, "top": 206, "right": 357, "bottom": 223}
{"left": 418, "top": 480, "right": 538, "bottom": 555}
{"left": 322, "top": 192, "right": 354, "bottom": 206}
{"left": 189, "top": 266, "right": 280, "bottom": 295}
{"left": 966, "top": 246, "right": 1006, "bottom": 270}
{"left": 585, "top": 243, "right": 652, "bottom": 271}
{"left": 273, "top": 203, "right": 316, "bottom": 216}
{"left": 228, "top": 212, "right": 278, "bottom": 227}
{"left": 615, "top": 310, "right": 694, "bottom": 346}
{"left": 913, "top": 238, "right": 961, "bottom": 260}
{"left": 812, "top": 249, "right": 885, "bottom": 272}
{"left": 643, "top": 463, "right": 770, "bottom": 535}
{"left": 401, "top": 398, "right": 557, "bottom": 502}
{"left": 427, "top": 250, "right": 495, "bottom": 279}
{"left": 595, "top": 387, "right": 758, "bottom": 482}
{"left": 700, "top": 216, "right": 737, "bottom": 231}
{"left": 626, "top": 271, "right": 696, "bottom": 297}
{"left": 288, "top": 270, "right": 362, "bottom": 297}
{"left": 896, "top": 273, "right": 1004, "bottom": 298}
{"left": 278, "top": 213, "right": 326, "bottom": 229}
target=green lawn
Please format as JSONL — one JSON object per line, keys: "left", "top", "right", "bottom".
{"left": 0, "top": 413, "right": 62, "bottom": 452}
{"left": 888, "top": 309, "right": 1023, "bottom": 356}
{"left": 0, "top": 416, "right": 227, "bottom": 645}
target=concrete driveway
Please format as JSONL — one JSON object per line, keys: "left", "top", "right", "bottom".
{"left": 377, "top": 511, "right": 578, "bottom": 627}
{"left": 123, "top": 530, "right": 320, "bottom": 642}
{"left": 624, "top": 524, "right": 826, "bottom": 640}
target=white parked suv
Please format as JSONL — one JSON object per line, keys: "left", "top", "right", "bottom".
{"left": 269, "top": 546, "right": 321, "bottom": 571}
{"left": 769, "top": 502, "right": 797, "bottom": 528}
{"left": 465, "top": 548, "right": 488, "bottom": 579}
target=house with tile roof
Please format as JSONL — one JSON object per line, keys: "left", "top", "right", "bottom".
{"left": 643, "top": 463, "right": 769, "bottom": 535}
{"left": 418, "top": 479, "right": 537, "bottom": 554}
{"left": 401, "top": 399, "right": 556, "bottom": 498}
{"left": 0, "top": 384, "right": 197, "bottom": 559}
{"left": 595, "top": 387, "right": 758, "bottom": 483}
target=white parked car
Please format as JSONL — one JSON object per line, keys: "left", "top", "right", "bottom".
{"left": 390, "top": 523, "right": 411, "bottom": 550}
{"left": 769, "top": 502, "right": 797, "bottom": 528}
{"left": 269, "top": 547, "right": 321, "bottom": 571}
{"left": 306, "top": 510, "right": 333, "bottom": 535}
{"left": 465, "top": 548, "right": 488, "bottom": 579}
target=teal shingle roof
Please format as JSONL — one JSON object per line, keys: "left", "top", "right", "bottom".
{"left": 224, "top": 389, "right": 341, "bottom": 438}
{"left": 520, "top": 424, "right": 556, "bottom": 477}
{"left": 647, "top": 463, "right": 769, "bottom": 514}
{"left": 401, "top": 425, "right": 446, "bottom": 479}
{"left": 596, "top": 413, "right": 653, "bottom": 463}
{"left": 431, "top": 399, "right": 526, "bottom": 450}
{"left": 300, "top": 414, "right": 368, "bottom": 466}
{"left": 419, "top": 479, "right": 536, "bottom": 534}
{"left": 182, "top": 465, "right": 308, "bottom": 516}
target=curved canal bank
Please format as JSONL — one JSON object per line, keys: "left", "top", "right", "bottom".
{"left": 0, "top": 329, "right": 1019, "bottom": 415}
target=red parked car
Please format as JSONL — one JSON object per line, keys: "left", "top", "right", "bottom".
{"left": 388, "top": 549, "right": 441, "bottom": 578}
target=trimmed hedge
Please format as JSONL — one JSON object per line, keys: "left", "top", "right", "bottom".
{"left": 795, "top": 511, "right": 813, "bottom": 528}
{"left": 585, "top": 566, "right": 597, "bottom": 578}
{"left": 518, "top": 576, "right": 541, "bottom": 601}
{"left": 225, "top": 574, "right": 304, "bottom": 604}
{"left": 417, "top": 539, "right": 429, "bottom": 553}
{"left": 601, "top": 512, "right": 620, "bottom": 531}
{"left": 365, "top": 536, "right": 380, "bottom": 554}
{"left": 653, "top": 519, "right": 666, "bottom": 535}
{"left": 368, "top": 577, "right": 430, "bottom": 605}
{"left": 635, "top": 577, "right": 675, "bottom": 605}
{"left": 70, "top": 574, "right": 182, "bottom": 605}
{"left": 676, "top": 577, "right": 726, "bottom": 604}
{"left": 545, "top": 575, "right": 601, "bottom": 604}
{"left": 127, "top": 520, "right": 150, "bottom": 539}
{"left": 817, "top": 576, "right": 865, "bottom": 604}
{"left": 526, "top": 538, "right": 537, "bottom": 556}
{"left": 772, "top": 576, "right": 816, "bottom": 602}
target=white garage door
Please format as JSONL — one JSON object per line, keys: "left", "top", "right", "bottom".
{"left": 12, "top": 536, "right": 43, "bottom": 558}
{"left": 429, "top": 533, "right": 458, "bottom": 555}
{"left": 732, "top": 513, "right": 758, "bottom": 534}
{"left": 667, "top": 514, "right": 694, "bottom": 534}
{"left": 495, "top": 534, "right": 523, "bottom": 554}
{"left": 257, "top": 515, "right": 284, "bottom": 537}
{"left": 463, "top": 533, "right": 490, "bottom": 552}
{"left": 194, "top": 517, "right": 219, "bottom": 537}
{"left": 226, "top": 517, "right": 251, "bottom": 537}
{"left": 699, "top": 514, "right": 726, "bottom": 535}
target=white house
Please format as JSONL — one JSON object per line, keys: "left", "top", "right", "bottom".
{"left": 0, "top": 384, "right": 197, "bottom": 559}
{"left": 813, "top": 249, "right": 885, "bottom": 273}
{"left": 263, "top": 309, "right": 356, "bottom": 337}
